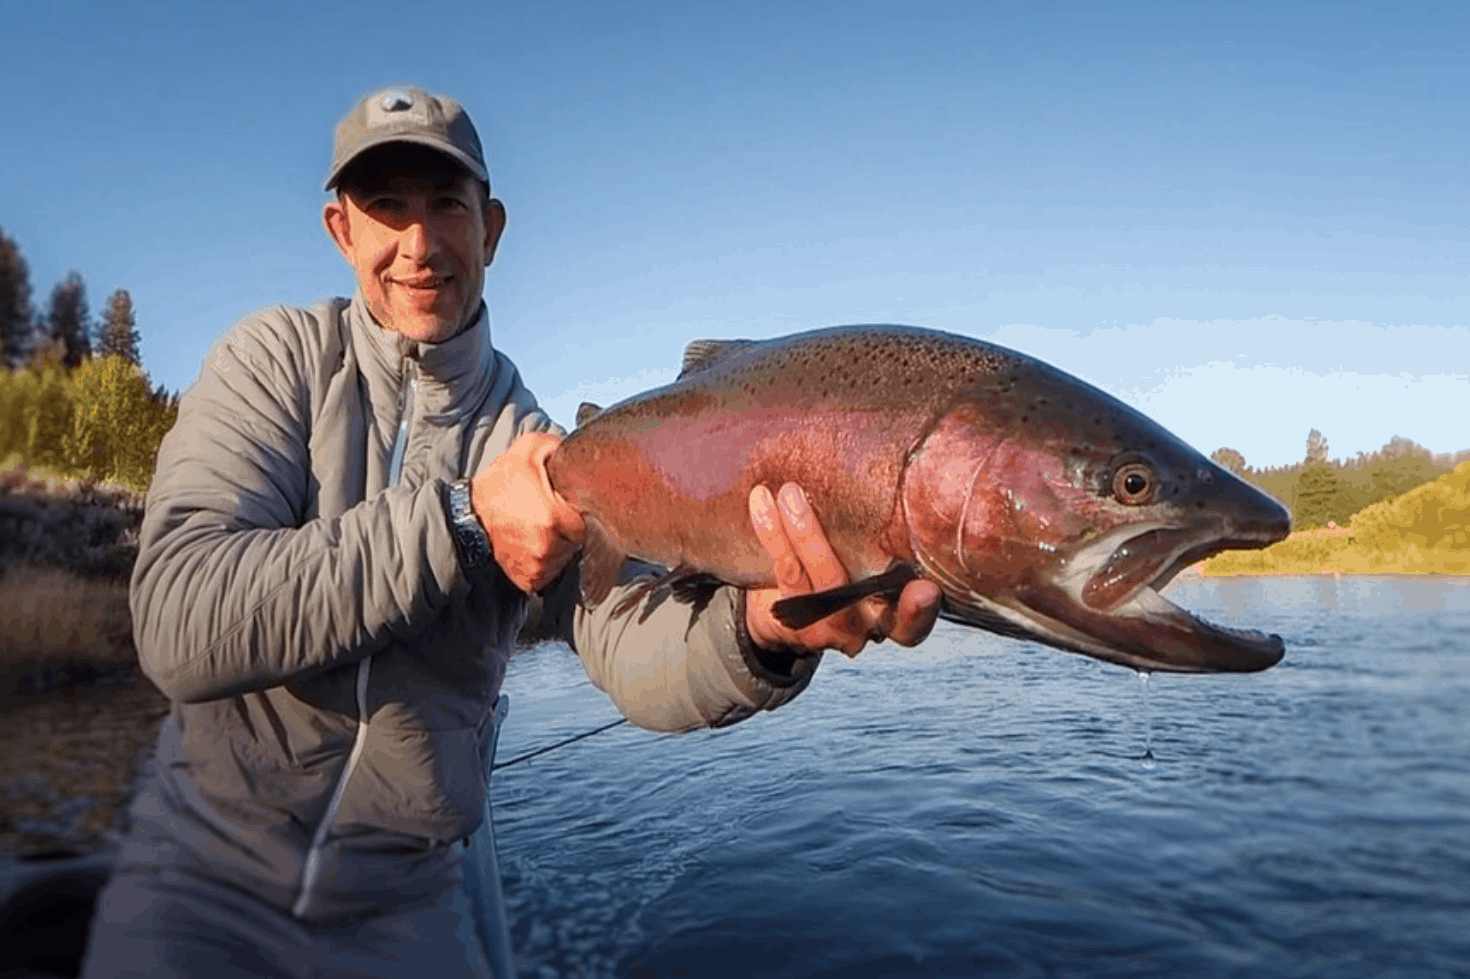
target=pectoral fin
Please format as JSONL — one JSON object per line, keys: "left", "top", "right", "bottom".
{"left": 770, "top": 563, "right": 921, "bottom": 630}
{"left": 577, "top": 516, "right": 627, "bottom": 607}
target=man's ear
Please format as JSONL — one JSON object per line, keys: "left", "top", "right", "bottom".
{"left": 324, "top": 199, "right": 353, "bottom": 259}
{"left": 483, "top": 199, "right": 507, "bottom": 267}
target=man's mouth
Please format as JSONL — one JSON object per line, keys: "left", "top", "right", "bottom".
{"left": 391, "top": 274, "right": 451, "bottom": 291}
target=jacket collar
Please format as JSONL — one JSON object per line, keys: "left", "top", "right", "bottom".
{"left": 347, "top": 293, "right": 500, "bottom": 422}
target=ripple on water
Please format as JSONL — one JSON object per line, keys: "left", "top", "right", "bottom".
{"left": 494, "top": 579, "right": 1470, "bottom": 978}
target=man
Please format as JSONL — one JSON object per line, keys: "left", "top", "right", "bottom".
{"left": 81, "top": 85, "right": 941, "bottom": 978}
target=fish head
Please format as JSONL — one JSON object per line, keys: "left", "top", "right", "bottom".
{"left": 902, "top": 362, "right": 1290, "bottom": 673}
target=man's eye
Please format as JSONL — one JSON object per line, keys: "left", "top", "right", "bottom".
{"left": 436, "top": 197, "right": 469, "bottom": 212}
{"left": 368, "top": 198, "right": 405, "bottom": 213}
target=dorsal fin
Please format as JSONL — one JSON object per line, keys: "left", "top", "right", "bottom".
{"left": 679, "top": 339, "right": 756, "bottom": 379}
{"left": 575, "top": 402, "right": 603, "bottom": 428}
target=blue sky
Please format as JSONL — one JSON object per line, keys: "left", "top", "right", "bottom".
{"left": 3, "top": 0, "right": 1467, "bottom": 469}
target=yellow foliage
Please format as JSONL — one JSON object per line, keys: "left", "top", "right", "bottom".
{"left": 1349, "top": 461, "right": 1470, "bottom": 550}
{"left": 0, "top": 358, "right": 73, "bottom": 471}
{"left": 1202, "top": 464, "right": 1470, "bottom": 576}
{"left": 0, "top": 355, "right": 176, "bottom": 492}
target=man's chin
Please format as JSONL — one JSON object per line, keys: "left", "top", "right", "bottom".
{"left": 398, "top": 318, "right": 460, "bottom": 343}
{"left": 373, "top": 305, "right": 467, "bottom": 343}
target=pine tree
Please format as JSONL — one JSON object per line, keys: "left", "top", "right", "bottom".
{"left": 44, "top": 271, "right": 92, "bottom": 369}
{"left": 1305, "top": 428, "right": 1329, "bottom": 465}
{"left": 1293, "top": 462, "right": 1355, "bottom": 529}
{"left": 1210, "top": 447, "right": 1248, "bottom": 477}
{"left": 97, "top": 288, "right": 141, "bottom": 365}
{"left": 0, "top": 225, "right": 35, "bottom": 368}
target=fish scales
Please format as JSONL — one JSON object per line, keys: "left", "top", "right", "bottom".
{"left": 547, "top": 325, "right": 1290, "bottom": 674}
{"left": 551, "top": 328, "right": 1011, "bottom": 581}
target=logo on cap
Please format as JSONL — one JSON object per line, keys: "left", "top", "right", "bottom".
{"left": 381, "top": 92, "right": 414, "bottom": 112}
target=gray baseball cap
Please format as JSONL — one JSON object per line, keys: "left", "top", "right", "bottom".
{"left": 324, "top": 85, "right": 488, "bottom": 192}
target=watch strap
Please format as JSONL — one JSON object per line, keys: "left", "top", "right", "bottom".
{"left": 444, "top": 478, "right": 491, "bottom": 569}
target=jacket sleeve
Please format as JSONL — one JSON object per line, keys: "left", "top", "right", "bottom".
{"left": 521, "top": 554, "right": 823, "bottom": 734}
{"left": 131, "top": 311, "right": 465, "bottom": 703}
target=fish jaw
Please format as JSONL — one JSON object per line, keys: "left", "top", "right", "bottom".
{"left": 903, "top": 373, "right": 1293, "bottom": 673}
{"left": 940, "top": 583, "right": 1286, "bottom": 674}
{"left": 1035, "top": 506, "right": 1289, "bottom": 672}
{"left": 925, "top": 509, "right": 1288, "bottom": 673}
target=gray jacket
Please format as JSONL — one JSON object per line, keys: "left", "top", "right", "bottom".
{"left": 127, "top": 295, "right": 819, "bottom": 921}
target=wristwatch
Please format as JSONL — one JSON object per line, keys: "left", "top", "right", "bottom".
{"left": 444, "top": 478, "right": 491, "bottom": 569}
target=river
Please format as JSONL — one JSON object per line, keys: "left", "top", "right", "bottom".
{"left": 488, "top": 575, "right": 1470, "bottom": 978}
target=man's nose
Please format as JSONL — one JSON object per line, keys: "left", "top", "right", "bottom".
{"left": 397, "top": 217, "right": 437, "bottom": 260}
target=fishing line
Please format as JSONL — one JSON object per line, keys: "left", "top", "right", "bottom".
{"left": 492, "top": 718, "right": 628, "bottom": 771}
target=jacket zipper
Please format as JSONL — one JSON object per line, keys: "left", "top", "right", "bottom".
{"left": 292, "top": 362, "right": 418, "bottom": 919}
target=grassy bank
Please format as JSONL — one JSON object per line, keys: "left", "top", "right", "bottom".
{"left": 0, "top": 466, "right": 162, "bottom": 858}
{"left": 1203, "top": 461, "right": 1470, "bottom": 577}
{"left": 1, "top": 563, "right": 135, "bottom": 697}
{"left": 1200, "top": 533, "right": 1469, "bottom": 576}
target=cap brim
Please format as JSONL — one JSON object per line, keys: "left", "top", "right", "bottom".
{"left": 323, "top": 135, "right": 489, "bottom": 192}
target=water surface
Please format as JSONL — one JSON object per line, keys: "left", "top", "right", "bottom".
{"left": 490, "top": 576, "right": 1470, "bottom": 978}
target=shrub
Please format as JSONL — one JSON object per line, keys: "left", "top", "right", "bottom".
{"left": 63, "top": 355, "right": 176, "bottom": 489}
{"left": 1350, "top": 462, "right": 1470, "bottom": 550}
{"left": 1, "top": 355, "right": 176, "bottom": 492}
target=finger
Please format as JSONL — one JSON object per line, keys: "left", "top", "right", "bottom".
{"left": 750, "top": 485, "right": 810, "bottom": 594}
{"left": 887, "top": 579, "right": 942, "bottom": 647}
{"left": 527, "top": 436, "right": 586, "bottom": 544}
{"left": 532, "top": 538, "right": 580, "bottom": 593}
{"left": 775, "top": 484, "right": 847, "bottom": 592}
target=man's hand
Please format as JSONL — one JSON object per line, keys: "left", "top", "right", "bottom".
{"left": 471, "top": 433, "right": 585, "bottom": 593}
{"left": 744, "top": 483, "right": 942, "bottom": 657}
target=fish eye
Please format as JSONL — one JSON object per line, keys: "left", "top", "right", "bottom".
{"left": 1112, "top": 463, "right": 1156, "bottom": 505}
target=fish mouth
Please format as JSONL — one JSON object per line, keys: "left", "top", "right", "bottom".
{"left": 942, "top": 520, "right": 1288, "bottom": 674}
{"left": 1054, "top": 521, "right": 1288, "bottom": 673}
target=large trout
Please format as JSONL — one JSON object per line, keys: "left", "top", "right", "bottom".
{"left": 546, "top": 325, "right": 1290, "bottom": 673}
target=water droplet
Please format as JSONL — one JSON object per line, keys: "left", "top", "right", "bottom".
{"left": 1138, "top": 670, "right": 1154, "bottom": 766}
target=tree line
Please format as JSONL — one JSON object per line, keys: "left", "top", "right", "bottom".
{"left": 1212, "top": 429, "right": 1470, "bottom": 531}
{"left": 1, "top": 224, "right": 176, "bottom": 491}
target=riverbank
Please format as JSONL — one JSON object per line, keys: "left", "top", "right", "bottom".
{"left": 1198, "top": 527, "right": 1468, "bottom": 577}
{"left": 0, "top": 676, "right": 167, "bottom": 858}
{"left": 0, "top": 466, "right": 161, "bottom": 860}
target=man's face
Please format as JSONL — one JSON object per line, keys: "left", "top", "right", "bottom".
{"left": 324, "top": 163, "right": 506, "bottom": 343}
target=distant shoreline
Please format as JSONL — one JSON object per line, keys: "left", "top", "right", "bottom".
{"left": 1178, "top": 566, "right": 1470, "bottom": 583}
